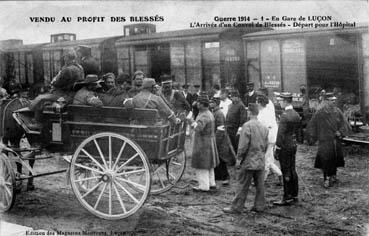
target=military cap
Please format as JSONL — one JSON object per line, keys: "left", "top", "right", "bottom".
{"left": 279, "top": 92, "right": 293, "bottom": 99}
{"left": 197, "top": 92, "right": 210, "bottom": 104}
{"left": 132, "top": 70, "right": 145, "bottom": 80}
{"left": 194, "top": 84, "right": 201, "bottom": 88}
{"left": 246, "top": 82, "right": 254, "bottom": 86}
{"left": 182, "top": 84, "right": 190, "bottom": 89}
{"left": 142, "top": 78, "right": 156, "bottom": 89}
{"left": 103, "top": 72, "right": 115, "bottom": 80}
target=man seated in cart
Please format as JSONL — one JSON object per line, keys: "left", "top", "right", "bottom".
{"left": 124, "top": 78, "right": 181, "bottom": 124}
{"left": 28, "top": 48, "right": 84, "bottom": 130}
{"left": 99, "top": 72, "right": 129, "bottom": 107}
{"left": 73, "top": 74, "right": 104, "bottom": 107}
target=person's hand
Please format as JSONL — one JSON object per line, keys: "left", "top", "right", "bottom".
{"left": 335, "top": 131, "right": 342, "bottom": 138}
{"left": 175, "top": 118, "right": 181, "bottom": 124}
{"left": 235, "top": 159, "right": 242, "bottom": 169}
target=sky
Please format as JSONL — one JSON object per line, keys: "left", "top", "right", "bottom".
{"left": 0, "top": 1, "right": 368, "bottom": 44}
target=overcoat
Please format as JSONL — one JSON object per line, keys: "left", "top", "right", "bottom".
{"left": 307, "top": 103, "right": 350, "bottom": 171}
{"left": 191, "top": 109, "right": 220, "bottom": 169}
{"left": 213, "top": 107, "right": 234, "bottom": 165}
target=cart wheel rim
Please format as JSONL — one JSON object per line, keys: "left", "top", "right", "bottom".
{"left": 150, "top": 151, "right": 186, "bottom": 195}
{"left": 70, "top": 132, "right": 151, "bottom": 220}
{"left": 0, "top": 153, "right": 16, "bottom": 212}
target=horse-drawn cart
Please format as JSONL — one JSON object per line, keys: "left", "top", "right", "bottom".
{"left": 0, "top": 99, "right": 186, "bottom": 220}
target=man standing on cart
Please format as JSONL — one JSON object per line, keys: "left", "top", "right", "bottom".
{"left": 28, "top": 48, "right": 84, "bottom": 129}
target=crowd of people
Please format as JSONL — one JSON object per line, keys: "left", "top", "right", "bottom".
{"left": 0, "top": 47, "right": 352, "bottom": 214}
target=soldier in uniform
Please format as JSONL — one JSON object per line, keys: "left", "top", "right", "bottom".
{"left": 124, "top": 78, "right": 181, "bottom": 124}
{"left": 161, "top": 79, "right": 191, "bottom": 119}
{"left": 128, "top": 70, "right": 145, "bottom": 97}
{"left": 273, "top": 92, "right": 302, "bottom": 205}
{"left": 73, "top": 74, "right": 103, "bottom": 107}
{"left": 243, "top": 82, "right": 257, "bottom": 108}
{"left": 29, "top": 48, "right": 84, "bottom": 129}
{"left": 99, "top": 73, "right": 128, "bottom": 107}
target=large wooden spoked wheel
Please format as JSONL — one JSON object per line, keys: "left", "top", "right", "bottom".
{"left": 0, "top": 153, "right": 16, "bottom": 212}
{"left": 70, "top": 132, "right": 151, "bottom": 220}
{"left": 150, "top": 151, "right": 186, "bottom": 195}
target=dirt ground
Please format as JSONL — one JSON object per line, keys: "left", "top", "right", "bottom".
{"left": 2, "top": 138, "right": 369, "bottom": 236}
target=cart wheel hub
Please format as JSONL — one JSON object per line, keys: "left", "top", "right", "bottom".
{"left": 102, "top": 173, "right": 113, "bottom": 182}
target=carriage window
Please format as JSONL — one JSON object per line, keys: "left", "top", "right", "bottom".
{"left": 204, "top": 42, "right": 219, "bottom": 48}
{"left": 125, "top": 28, "right": 130, "bottom": 36}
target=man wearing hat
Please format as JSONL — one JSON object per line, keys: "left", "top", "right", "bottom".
{"left": 243, "top": 82, "right": 257, "bottom": 107}
{"left": 273, "top": 92, "right": 301, "bottom": 205}
{"left": 124, "top": 78, "right": 180, "bottom": 124}
{"left": 187, "top": 92, "right": 219, "bottom": 191}
{"left": 28, "top": 48, "right": 84, "bottom": 129}
{"left": 73, "top": 74, "right": 103, "bottom": 107}
{"left": 128, "top": 70, "right": 145, "bottom": 97}
{"left": 191, "top": 84, "right": 201, "bottom": 119}
{"left": 307, "top": 93, "right": 349, "bottom": 188}
{"left": 226, "top": 89, "right": 247, "bottom": 154}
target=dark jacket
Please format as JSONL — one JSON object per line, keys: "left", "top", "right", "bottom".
{"left": 244, "top": 91, "right": 257, "bottom": 107}
{"left": 226, "top": 100, "right": 247, "bottom": 130}
{"left": 81, "top": 56, "right": 100, "bottom": 75}
{"left": 276, "top": 106, "right": 301, "bottom": 150}
{"left": 52, "top": 62, "right": 84, "bottom": 92}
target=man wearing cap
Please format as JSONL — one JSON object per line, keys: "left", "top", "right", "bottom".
{"left": 161, "top": 79, "right": 191, "bottom": 118}
{"left": 243, "top": 82, "right": 257, "bottom": 107}
{"left": 223, "top": 103, "right": 269, "bottom": 214}
{"left": 99, "top": 72, "right": 129, "bottom": 107}
{"left": 226, "top": 89, "right": 247, "bottom": 154}
{"left": 73, "top": 74, "right": 103, "bottom": 107}
{"left": 28, "top": 48, "right": 84, "bottom": 129}
{"left": 192, "top": 84, "right": 201, "bottom": 119}
{"left": 187, "top": 93, "right": 219, "bottom": 191}
{"left": 273, "top": 92, "right": 301, "bottom": 205}
{"left": 124, "top": 78, "right": 180, "bottom": 124}
{"left": 76, "top": 45, "right": 100, "bottom": 75}
{"left": 128, "top": 70, "right": 145, "bottom": 97}
{"left": 307, "top": 93, "right": 349, "bottom": 188}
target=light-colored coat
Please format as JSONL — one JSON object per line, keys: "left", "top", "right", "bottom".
{"left": 191, "top": 109, "right": 220, "bottom": 169}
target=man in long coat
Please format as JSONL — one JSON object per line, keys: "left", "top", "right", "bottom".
{"left": 307, "top": 96, "right": 350, "bottom": 188}
{"left": 243, "top": 82, "right": 257, "bottom": 108}
{"left": 187, "top": 93, "right": 219, "bottom": 191}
